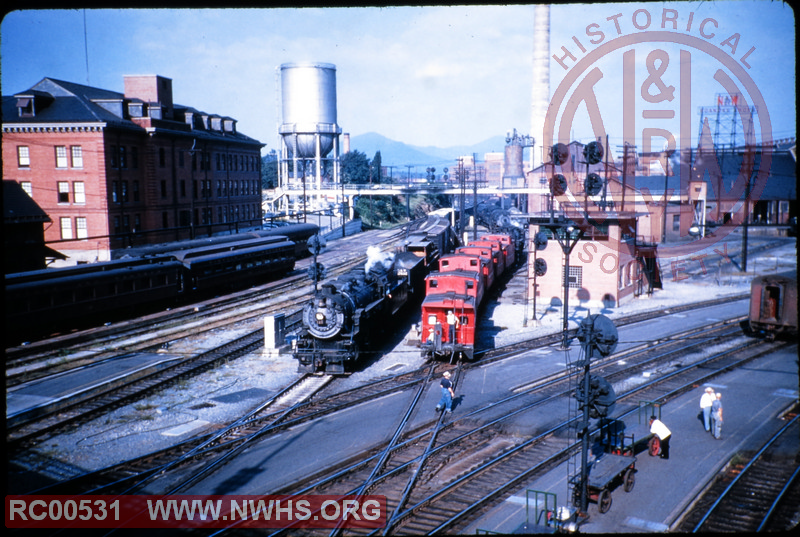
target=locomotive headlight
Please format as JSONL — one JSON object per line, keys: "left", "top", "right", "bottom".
{"left": 315, "top": 312, "right": 326, "bottom": 324}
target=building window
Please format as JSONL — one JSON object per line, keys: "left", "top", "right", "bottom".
{"left": 159, "top": 147, "right": 166, "bottom": 167}
{"left": 131, "top": 147, "right": 139, "bottom": 169}
{"left": 76, "top": 217, "right": 88, "bottom": 239}
{"left": 20, "top": 182, "right": 32, "bottom": 196}
{"left": 55, "top": 146, "right": 69, "bottom": 168}
{"left": 672, "top": 214, "right": 680, "bottom": 232}
{"left": 133, "top": 181, "right": 140, "bottom": 202}
{"left": 119, "top": 146, "right": 127, "bottom": 169}
{"left": 112, "top": 181, "right": 118, "bottom": 203}
{"left": 74, "top": 182, "right": 86, "bottom": 204}
{"left": 57, "top": 181, "right": 70, "bottom": 203}
{"left": 60, "top": 217, "right": 73, "bottom": 239}
{"left": 565, "top": 266, "right": 583, "bottom": 289}
{"left": 161, "top": 180, "right": 167, "bottom": 198}
{"left": 121, "top": 181, "right": 128, "bottom": 202}
{"left": 179, "top": 150, "right": 185, "bottom": 168}
{"left": 17, "top": 146, "right": 30, "bottom": 167}
{"left": 110, "top": 145, "right": 118, "bottom": 168}
{"left": 71, "top": 146, "right": 83, "bottom": 168}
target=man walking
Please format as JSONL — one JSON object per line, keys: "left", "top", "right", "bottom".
{"left": 435, "top": 371, "right": 455, "bottom": 413}
{"left": 700, "top": 387, "right": 715, "bottom": 433}
{"left": 711, "top": 393, "right": 723, "bottom": 439}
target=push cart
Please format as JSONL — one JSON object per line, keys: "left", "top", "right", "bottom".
{"left": 572, "top": 453, "right": 637, "bottom": 514}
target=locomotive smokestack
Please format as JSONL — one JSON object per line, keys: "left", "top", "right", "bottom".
{"left": 531, "top": 4, "right": 550, "bottom": 170}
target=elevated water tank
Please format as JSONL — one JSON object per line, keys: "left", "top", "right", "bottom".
{"left": 279, "top": 62, "right": 340, "bottom": 159}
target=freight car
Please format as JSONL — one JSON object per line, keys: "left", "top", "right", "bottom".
{"left": 420, "top": 231, "right": 518, "bottom": 361}
{"left": 292, "top": 215, "right": 457, "bottom": 374}
{"left": 4, "top": 227, "right": 318, "bottom": 345}
{"left": 746, "top": 271, "right": 797, "bottom": 340}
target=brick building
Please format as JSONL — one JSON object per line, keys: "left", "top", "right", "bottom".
{"left": 2, "top": 75, "right": 264, "bottom": 265}
{"left": 525, "top": 141, "right": 661, "bottom": 311}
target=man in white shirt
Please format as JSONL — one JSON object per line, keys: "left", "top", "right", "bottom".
{"left": 649, "top": 416, "right": 672, "bottom": 459}
{"left": 700, "top": 387, "right": 715, "bottom": 433}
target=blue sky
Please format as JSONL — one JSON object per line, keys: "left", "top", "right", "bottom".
{"left": 1, "top": 2, "right": 795, "bottom": 160}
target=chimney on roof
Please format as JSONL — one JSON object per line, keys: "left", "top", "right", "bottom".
{"left": 124, "top": 75, "right": 174, "bottom": 120}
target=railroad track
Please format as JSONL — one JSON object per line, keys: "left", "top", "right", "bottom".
{"left": 5, "top": 225, "right": 416, "bottom": 384}
{"left": 675, "top": 411, "right": 800, "bottom": 533}
{"left": 135, "top": 320, "right": 782, "bottom": 536}
{"left": 11, "top": 298, "right": 751, "bottom": 493}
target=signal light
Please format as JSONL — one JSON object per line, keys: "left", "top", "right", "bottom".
{"left": 534, "top": 258, "right": 547, "bottom": 276}
{"left": 585, "top": 173, "right": 603, "bottom": 196}
{"left": 583, "top": 141, "right": 604, "bottom": 164}
{"left": 551, "top": 143, "right": 569, "bottom": 165}
{"left": 550, "top": 173, "right": 568, "bottom": 196}
{"left": 534, "top": 231, "right": 549, "bottom": 251}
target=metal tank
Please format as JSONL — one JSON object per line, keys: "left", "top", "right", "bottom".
{"left": 279, "top": 62, "right": 340, "bottom": 159}
{"left": 503, "top": 144, "right": 525, "bottom": 182}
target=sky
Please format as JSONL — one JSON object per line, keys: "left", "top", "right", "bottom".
{"left": 1, "top": 2, "right": 796, "bottom": 161}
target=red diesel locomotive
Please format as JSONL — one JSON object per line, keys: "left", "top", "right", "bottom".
{"left": 420, "top": 232, "right": 517, "bottom": 361}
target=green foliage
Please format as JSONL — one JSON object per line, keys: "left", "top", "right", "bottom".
{"left": 261, "top": 150, "right": 278, "bottom": 189}
{"left": 341, "top": 150, "right": 371, "bottom": 184}
{"left": 371, "top": 151, "right": 382, "bottom": 184}
{"left": 355, "top": 193, "right": 450, "bottom": 228}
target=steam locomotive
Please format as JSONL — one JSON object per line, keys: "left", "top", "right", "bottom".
{"left": 420, "top": 230, "right": 522, "bottom": 361}
{"left": 292, "top": 215, "right": 456, "bottom": 374}
{"left": 4, "top": 223, "right": 319, "bottom": 345}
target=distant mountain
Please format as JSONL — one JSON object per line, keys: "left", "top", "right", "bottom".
{"left": 349, "top": 132, "right": 507, "bottom": 168}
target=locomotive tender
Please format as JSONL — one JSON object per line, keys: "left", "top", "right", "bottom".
{"left": 4, "top": 223, "right": 319, "bottom": 344}
{"left": 420, "top": 230, "right": 520, "bottom": 361}
{"left": 292, "top": 215, "right": 457, "bottom": 374}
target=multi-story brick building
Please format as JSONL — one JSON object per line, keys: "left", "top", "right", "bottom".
{"left": 2, "top": 75, "right": 264, "bottom": 265}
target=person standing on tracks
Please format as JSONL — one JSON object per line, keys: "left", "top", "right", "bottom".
{"left": 700, "top": 387, "right": 715, "bottom": 433}
{"left": 649, "top": 416, "right": 672, "bottom": 459}
{"left": 446, "top": 310, "right": 460, "bottom": 345}
{"left": 711, "top": 393, "right": 723, "bottom": 439}
{"left": 435, "top": 371, "right": 455, "bottom": 413}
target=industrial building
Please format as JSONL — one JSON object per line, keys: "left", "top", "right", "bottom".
{"left": 2, "top": 75, "right": 264, "bottom": 266}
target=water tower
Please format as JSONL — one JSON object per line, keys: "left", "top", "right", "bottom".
{"left": 278, "top": 62, "right": 342, "bottom": 214}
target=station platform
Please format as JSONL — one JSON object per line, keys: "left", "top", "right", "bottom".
{"left": 465, "top": 344, "right": 798, "bottom": 534}
{"left": 6, "top": 352, "right": 183, "bottom": 428}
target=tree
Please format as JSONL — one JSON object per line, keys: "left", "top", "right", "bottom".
{"left": 261, "top": 150, "right": 278, "bottom": 189}
{"left": 340, "top": 150, "right": 371, "bottom": 184}
{"left": 371, "top": 151, "right": 382, "bottom": 184}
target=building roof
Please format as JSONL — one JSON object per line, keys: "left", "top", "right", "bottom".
{"left": 3, "top": 181, "right": 50, "bottom": 223}
{"left": 2, "top": 77, "right": 263, "bottom": 146}
{"left": 635, "top": 149, "right": 796, "bottom": 201}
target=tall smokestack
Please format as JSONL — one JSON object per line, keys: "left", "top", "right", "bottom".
{"left": 531, "top": 4, "right": 550, "bottom": 170}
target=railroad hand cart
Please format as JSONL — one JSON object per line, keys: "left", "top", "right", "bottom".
{"left": 573, "top": 453, "right": 637, "bottom": 514}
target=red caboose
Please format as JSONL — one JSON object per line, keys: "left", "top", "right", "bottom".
{"left": 468, "top": 238, "right": 506, "bottom": 277}
{"left": 481, "top": 233, "right": 516, "bottom": 268}
{"left": 425, "top": 269, "right": 484, "bottom": 307}
{"left": 439, "top": 253, "right": 492, "bottom": 291}
{"left": 455, "top": 246, "right": 495, "bottom": 290}
{"left": 420, "top": 291, "right": 478, "bottom": 361}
